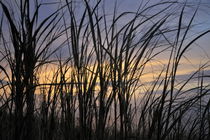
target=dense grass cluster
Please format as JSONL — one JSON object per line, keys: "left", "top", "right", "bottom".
{"left": 0, "top": 0, "right": 210, "bottom": 140}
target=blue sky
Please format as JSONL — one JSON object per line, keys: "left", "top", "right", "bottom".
{"left": 1, "top": 0, "right": 209, "bottom": 59}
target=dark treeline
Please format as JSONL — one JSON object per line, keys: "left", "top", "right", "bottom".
{"left": 0, "top": 0, "right": 210, "bottom": 140}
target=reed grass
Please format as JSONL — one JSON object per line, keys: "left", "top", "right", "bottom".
{"left": 0, "top": 0, "right": 210, "bottom": 140}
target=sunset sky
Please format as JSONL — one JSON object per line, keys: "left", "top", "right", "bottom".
{"left": 1, "top": 0, "right": 210, "bottom": 87}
